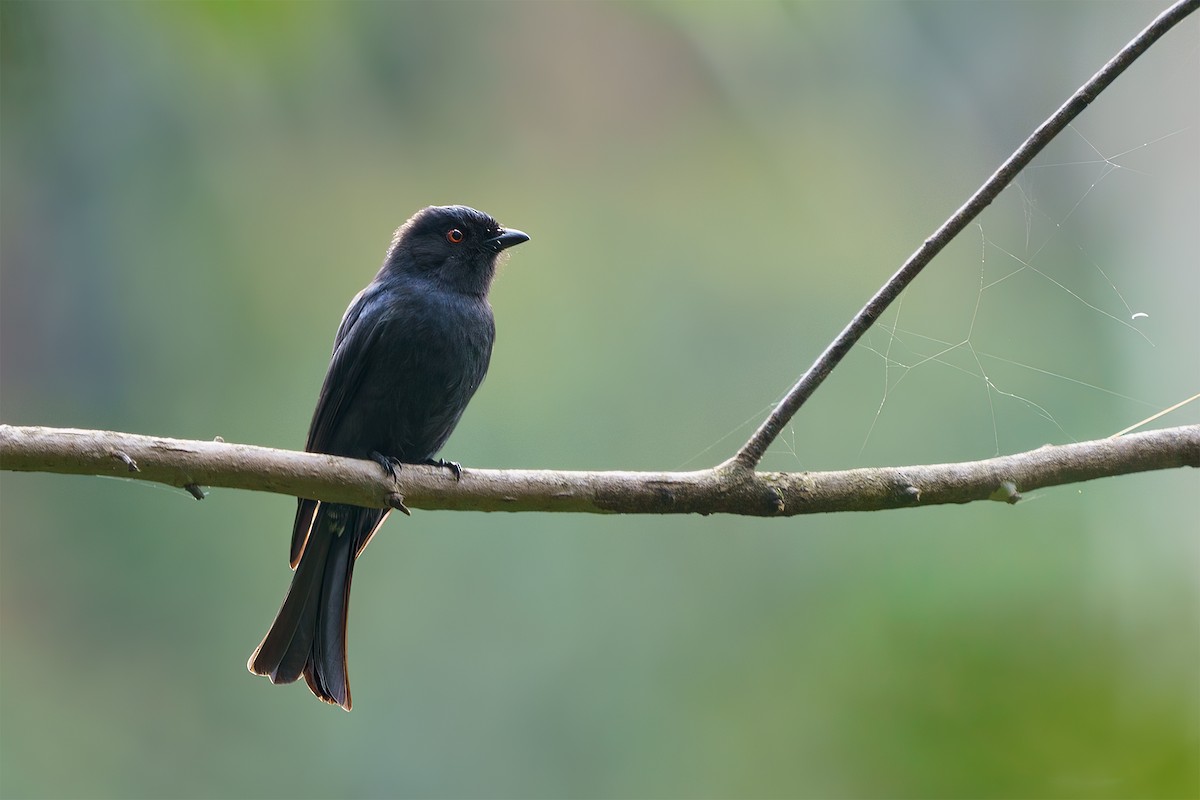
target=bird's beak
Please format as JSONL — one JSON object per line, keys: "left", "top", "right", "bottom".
{"left": 485, "top": 228, "right": 530, "bottom": 252}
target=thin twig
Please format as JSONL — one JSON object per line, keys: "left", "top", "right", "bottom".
{"left": 728, "top": 0, "right": 1200, "bottom": 471}
{"left": 2, "top": 424, "right": 1196, "bottom": 517}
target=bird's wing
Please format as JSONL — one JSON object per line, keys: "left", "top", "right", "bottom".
{"left": 306, "top": 284, "right": 382, "bottom": 452}
{"left": 289, "top": 285, "right": 386, "bottom": 567}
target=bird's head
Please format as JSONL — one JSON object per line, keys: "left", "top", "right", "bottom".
{"left": 381, "top": 205, "right": 529, "bottom": 296}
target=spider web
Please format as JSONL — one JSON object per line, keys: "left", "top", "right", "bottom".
{"left": 677, "top": 119, "right": 1196, "bottom": 472}
{"left": 857, "top": 123, "right": 1193, "bottom": 459}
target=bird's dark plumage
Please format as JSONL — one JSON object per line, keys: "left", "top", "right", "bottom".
{"left": 248, "top": 205, "right": 528, "bottom": 710}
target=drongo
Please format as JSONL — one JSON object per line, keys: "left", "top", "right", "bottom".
{"left": 248, "top": 205, "right": 528, "bottom": 710}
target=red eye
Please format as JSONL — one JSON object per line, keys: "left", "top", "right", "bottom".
{"left": 446, "top": 229, "right": 464, "bottom": 244}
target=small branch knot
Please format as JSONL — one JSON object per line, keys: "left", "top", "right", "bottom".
{"left": 110, "top": 450, "right": 139, "bottom": 473}
{"left": 989, "top": 481, "right": 1022, "bottom": 505}
{"left": 387, "top": 493, "right": 412, "bottom": 516}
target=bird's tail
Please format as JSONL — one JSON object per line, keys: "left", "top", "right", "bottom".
{"left": 247, "top": 503, "right": 387, "bottom": 711}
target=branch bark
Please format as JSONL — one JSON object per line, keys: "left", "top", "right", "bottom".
{"left": 2, "top": 424, "right": 1196, "bottom": 516}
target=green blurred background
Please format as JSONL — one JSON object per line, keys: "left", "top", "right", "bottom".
{"left": 2, "top": 2, "right": 1197, "bottom": 798}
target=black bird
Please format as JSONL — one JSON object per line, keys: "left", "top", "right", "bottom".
{"left": 248, "top": 205, "right": 528, "bottom": 710}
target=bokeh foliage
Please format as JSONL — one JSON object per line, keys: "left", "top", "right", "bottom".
{"left": 1, "top": 2, "right": 1196, "bottom": 798}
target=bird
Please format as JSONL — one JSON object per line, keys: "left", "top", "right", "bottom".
{"left": 247, "top": 205, "right": 529, "bottom": 710}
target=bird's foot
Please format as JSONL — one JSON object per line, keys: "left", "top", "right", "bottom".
{"left": 370, "top": 451, "right": 404, "bottom": 482}
{"left": 424, "top": 457, "right": 463, "bottom": 481}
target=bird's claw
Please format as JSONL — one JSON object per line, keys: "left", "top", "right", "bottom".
{"left": 370, "top": 451, "right": 404, "bottom": 482}
{"left": 424, "top": 458, "right": 463, "bottom": 481}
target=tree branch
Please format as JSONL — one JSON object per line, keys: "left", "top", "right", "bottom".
{"left": 728, "top": 0, "right": 1200, "bottom": 471}
{"left": 2, "top": 424, "right": 1196, "bottom": 517}
{"left": 3, "top": 4, "right": 1195, "bottom": 519}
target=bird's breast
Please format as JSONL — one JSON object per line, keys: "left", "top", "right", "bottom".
{"left": 355, "top": 290, "right": 495, "bottom": 460}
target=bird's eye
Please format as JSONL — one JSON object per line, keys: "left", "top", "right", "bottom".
{"left": 446, "top": 229, "right": 464, "bottom": 244}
